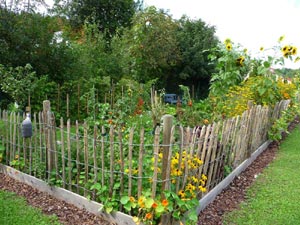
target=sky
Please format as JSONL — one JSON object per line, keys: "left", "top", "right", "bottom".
{"left": 144, "top": 0, "right": 300, "bottom": 66}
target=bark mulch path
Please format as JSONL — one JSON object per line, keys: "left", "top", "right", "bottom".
{"left": 0, "top": 120, "right": 298, "bottom": 225}
{"left": 0, "top": 173, "right": 114, "bottom": 225}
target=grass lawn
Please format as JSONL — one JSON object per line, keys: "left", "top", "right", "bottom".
{"left": 223, "top": 125, "right": 300, "bottom": 225}
{"left": 0, "top": 190, "right": 61, "bottom": 225}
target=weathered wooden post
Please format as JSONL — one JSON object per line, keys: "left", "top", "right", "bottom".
{"left": 43, "top": 100, "right": 55, "bottom": 180}
{"left": 161, "top": 114, "right": 173, "bottom": 192}
{"left": 161, "top": 114, "right": 173, "bottom": 225}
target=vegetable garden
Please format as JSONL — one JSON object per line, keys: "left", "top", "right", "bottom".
{"left": 1, "top": 34, "right": 300, "bottom": 225}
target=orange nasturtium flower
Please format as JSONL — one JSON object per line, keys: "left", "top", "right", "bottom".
{"left": 162, "top": 199, "right": 169, "bottom": 207}
{"left": 145, "top": 212, "right": 153, "bottom": 220}
{"left": 152, "top": 202, "right": 158, "bottom": 209}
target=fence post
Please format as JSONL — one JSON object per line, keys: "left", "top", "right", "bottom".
{"left": 43, "top": 100, "right": 55, "bottom": 180}
{"left": 161, "top": 114, "right": 173, "bottom": 225}
{"left": 161, "top": 114, "right": 173, "bottom": 192}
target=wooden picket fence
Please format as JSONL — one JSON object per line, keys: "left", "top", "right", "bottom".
{"left": 0, "top": 99, "right": 291, "bottom": 204}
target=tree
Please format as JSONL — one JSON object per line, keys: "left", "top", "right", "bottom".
{"left": 0, "top": 8, "right": 76, "bottom": 84}
{"left": 52, "top": 0, "right": 142, "bottom": 38}
{"left": 173, "top": 16, "right": 219, "bottom": 98}
{"left": 0, "top": 0, "right": 47, "bottom": 13}
{"left": 116, "top": 6, "right": 181, "bottom": 86}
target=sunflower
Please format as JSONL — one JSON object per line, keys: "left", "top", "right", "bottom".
{"left": 226, "top": 43, "right": 232, "bottom": 51}
{"left": 291, "top": 46, "right": 297, "bottom": 55}
{"left": 236, "top": 56, "right": 245, "bottom": 66}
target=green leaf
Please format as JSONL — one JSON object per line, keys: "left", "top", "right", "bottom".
{"left": 90, "top": 183, "right": 101, "bottom": 191}
{"left": 105, "top": 206, "right": 114, "bottom": 214}
{"left": 120, "top": 196, "right": 130, "bottom": 205}
{"left": 145, "top": 198, "right": 154, "bottom": 209}
{"left": 155, "top": 205, "right": 165, "bottom": 214}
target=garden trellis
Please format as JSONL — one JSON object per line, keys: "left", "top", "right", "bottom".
{"left": 0, "top": 99, "right": 291, "bottom": 223}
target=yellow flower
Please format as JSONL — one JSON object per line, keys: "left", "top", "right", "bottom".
{"left": 191, "top": 176, "right": 198, "bottom": 183}
{"left": 132, "top": 168, "right": 138, "bottom": 175}
{"left": 193, "top": 157, "right": 203, "bottom": 165}
{"left": 291, "top": 46, "right": 297, "bottom": 55}
{"left": 236, "top": 56, "right": 245, "bottom": 66}
{"left": 15, "top": 154, "right": 19, "bottom": 160}
{"left": 226, "top": 43, "right": 232, "bottom": 51}
{"left": 130, "top": 196, "right": 135, "bottom": 202}
{"left": 178, "top": 189, "right": 185, "bottom": 198}
{"left": 133, "top": 216, "right": 140, "bottom": 224}
{"left": 201, "top": 174, "right": 208, "bottom": 181}
{"left": 199, "top": 186, "right": 207, "bottom": 193}
{"left": 172, "top": 168, "right": 183, "bottom": 176}
{"left": 224, "top": 38, "right": 231, "bottom": 44}
{"left": 138, "top": 197, "right": 145, "bottom": 208}
{"left": 282, "top": 45, "right": 289, "bottom": 53}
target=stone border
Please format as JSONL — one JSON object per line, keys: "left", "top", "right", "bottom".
{"left": 0, "top": 164, "right": 136, "bottom": 225}
{"left": 197, "top": 140, "right": 271, "bottom": 213}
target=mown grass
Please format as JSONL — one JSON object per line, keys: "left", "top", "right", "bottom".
{"left": 223, "top": 125, "right": 300, "bottom": 225}
{"left": 0, "top": 190, "right": 61, "bottom": 225}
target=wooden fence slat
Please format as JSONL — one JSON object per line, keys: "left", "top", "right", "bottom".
{"left": 92, "top": 125, "right": 98, "bottom": 200}
{"left": 137, "top": 127, "right": 144, "bottom": 198}
{"left": 38, "top": 112, "right": 44, "bottom": 179}
{"left": 164, "top": 125, "right": 176, "bottom": 192}
{"left": 9, "top": 113, "right": 13, "bottom": 162}
{"left": 202, "top": 123, "right": 217, "bottom": 182}
{"left": 175, "top": 126, "right": 184, "bottom": 193}
{"left": 67, "top": 119, "right": 72, "bottom": 191}
{"left": 151, "top": 126, "right": 160, "bottom": 199}
{"left": 60, "top": 118, "right": 66, "bottom": 189}
{"left": 75, "top": 120, "right": 81, "bottom": 194}
{"left": 109, "top": 125, "right": 116, "bottom": 197}
{"left": 206, "top": 122, "right": 221, "bottom": 190}
{"left": 33, "top": 113, "right": 37, "bottom": 177}
{"left": 196, "top": 125, "right": 208, "bottom": 186}
{"left": 182, "top": 127, "right": 191, "bottom": 189}
{"left": 12, "top": 112, "right": 16, "bottom": 160}
{"left": 118, "top": 128, "right": 124, "bottom": 206}
{"left": 101, "top": 126, "right": 105, "bottom": 187}
{"left": 127, "top": 127, "right": 134, "bottom": 197}
{"left": 83, "top": 121, "right": 89, "bottom": 197}
{"left": 5, "top": 111, "right": 9, "bottom": 165}
{"left": 16, "top": 114, "right": 21, "bottom": 168}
